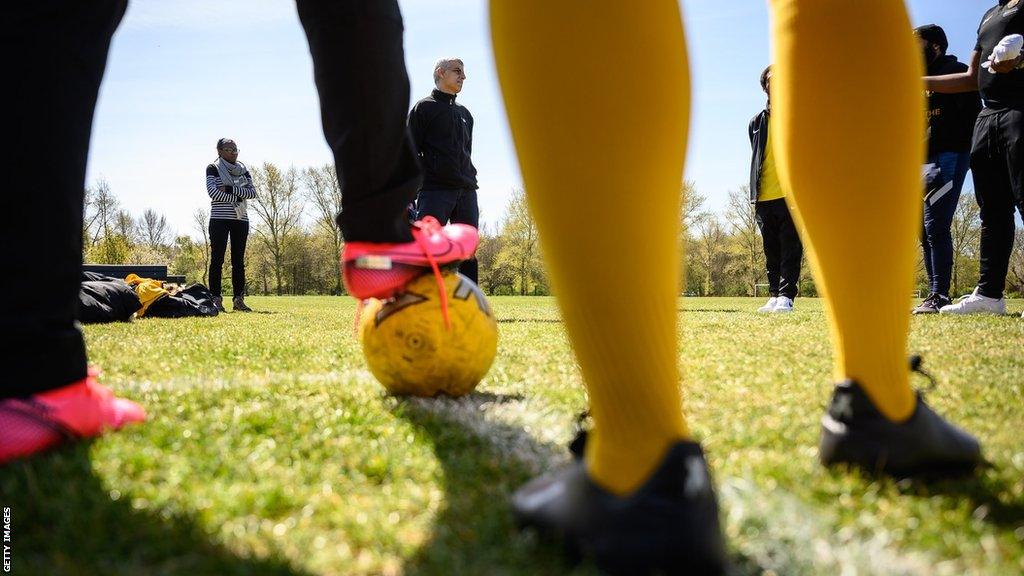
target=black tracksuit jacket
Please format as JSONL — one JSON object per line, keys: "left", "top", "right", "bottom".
{"left": 925, "top": 54, "right": 981, "bottom": 155}
{"left": 748, "top": 109, "right": 770, "bottom": 203}
{"left": 407, "top": 89, "right": 479, "bottom": 190}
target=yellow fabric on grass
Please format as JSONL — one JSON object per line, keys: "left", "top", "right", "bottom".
{"left": 125, "top": 273, "right": 168, "bottom": 317}
{"left": 768, "top": 0, "right": 919, "bottom": 421}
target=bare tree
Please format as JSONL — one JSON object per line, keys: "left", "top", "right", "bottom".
{"left": 725, "top": 187, "right": 765, "bottom": 295}
{"left": 250, "top": 163, "right": 302, "bottom": 295}
{"left": 139, "top": 208, "right": 169, "bottom": 249}
{"left": 950, "top": 193, "right": 982, "bottom": 296}
{"left": 84, "top": 178, "right": 119, "bottom": 246}
{"left": 302, "top": 164, "right": 343, "bottom": 294}
{"left": 114, "top": 209, "right": 137, "bottom": 242}
{"left": 193, "top": 208, "right": 211, "bottom": 284}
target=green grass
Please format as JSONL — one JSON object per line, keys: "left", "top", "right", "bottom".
{"left": 2, "top": 296, "right": 1023, "bottom": 575}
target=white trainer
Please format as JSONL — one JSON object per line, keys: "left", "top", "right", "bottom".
{"left": 772, "top": 296, "right": 794, "bottom": 313}
{"left": 758, "top": 297, "right": 778, "bottom": 312}
{"left": 938, "top": 288, "right": 1006, "bottom": 315}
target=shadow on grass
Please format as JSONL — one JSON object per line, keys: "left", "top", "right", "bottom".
{"left": 677, "top": 308, "right": 743, "bottom": 313}
{"left": 391, "top": 393, "right": 587, "bottom": 576}
{"left": 899, "top": 470, "right": 1024, "bottom": 529}
{"left": 390, "top": 394, "right": 766, "bottom": 576}
{"left": 0, "top": 442, "right": 310, "bottom": 576}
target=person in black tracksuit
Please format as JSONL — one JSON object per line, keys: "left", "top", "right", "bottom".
{"left": 927, "top": 1, "right": 1024, "bottom": 315}
{"left": 912, "top": 25, "right": 981, "bottom": 314}
{"left": 749, "top": 66, "right": 803, "bottom": 313}
{"left": 408, "top": 58, "right": 480, "bottom": 283}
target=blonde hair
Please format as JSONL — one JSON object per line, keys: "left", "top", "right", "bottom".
{"left": 433, "top": 58, "right": 464, "bottom": 85}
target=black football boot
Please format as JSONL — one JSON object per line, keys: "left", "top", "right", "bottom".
{"left": 512, "top": 435, "right": 726, "bottom": 576}
{"left": 819, "top": 357, "right": 982, "bottom": 478}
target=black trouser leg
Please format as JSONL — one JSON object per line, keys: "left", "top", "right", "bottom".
{"left": 920, "top": 222, "right": 934, "bottom": 293}
{"left": 209, "top": 219, "right": 230, "bottom": 297}
{"left": 296, "top": 0, "right": 421, "bottom": 244}
{"left": 1, "top": 1, "right": 126, "bottom": 399}
{"left": 921, "top": 152, "right": 969, "bottom": 297}
{"left": 755, "top": 201, "right": 782, "bottom": 297}
{"left": 972, "top": 111, "right": 1021, "bottom": 299}
{"left": 451, "top": 189, "right": 480, "bottom": 284}
{"left": 229, "top": 221, "right": 249, "bottom": 298}
{"left": 415, "top": 189, "right": 459, "bottom": 222}
{"left": 776, "top": 203, "right": 803, "bottom": 300}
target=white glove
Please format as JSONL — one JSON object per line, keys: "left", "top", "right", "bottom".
{"left": 982, "top": 34, "right": 1023, "bottom": 73}
{"left": 992, "top": 34, "right": 1023, "bottom": 63}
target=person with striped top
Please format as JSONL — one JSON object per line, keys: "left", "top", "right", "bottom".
{"left": 206, "top": 138, "right": 257, "bottom": 312}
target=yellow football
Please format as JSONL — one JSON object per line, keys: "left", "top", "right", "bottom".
{"left": 358, "top": 271, "right": 498, "bottom": 397}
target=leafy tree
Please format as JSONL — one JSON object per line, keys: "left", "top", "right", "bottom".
{"left": 725, "top": 187, "right": 765, "bottom": 296}
{"left": 950, "top": 193, "right": 982, "bottom": 297}
{"left": 494, "top": 188, "right": 546, "bottom": 295}
{"left": 691, "top": 214, "right": 730, "bottom": 296}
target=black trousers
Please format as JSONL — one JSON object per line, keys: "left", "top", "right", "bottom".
{"left": 755, "top": 199, "right": 803, "bottom": 299}
{"left": 296, "top": 0, "right": 422, "bottom": 244}
{"left": 3, "top": 0, "right": 420, "bottom": 398}
{"left": 2, "top": 1, "right": 127, "bottom": 398}
{"left": 208, "top": 219, "right": 249, "bottom": 298}
{"left": 971, "top": 108, "right": 1024, "bottom": 299}
{"left": 416, "top": 188, "right": 480, "bottom": 283}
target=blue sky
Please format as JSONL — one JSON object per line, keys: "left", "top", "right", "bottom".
{"left": 87, "top": 0, "right": 995, "bottom": 237}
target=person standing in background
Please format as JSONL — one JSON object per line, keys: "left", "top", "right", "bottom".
{"left": 206, "top": 138, "right": 257, "bottom": 312}
{"left": 912, "top": 25, "right": 981, "bottom": 314}
{"left": 408, "top": 58, "right": 480, "bottom": 284}
{"left": 927, "top": 2, "right": 1024, "bottom": 316}
{"left": 749, "top": 66, "right": 803, "bottom": 313}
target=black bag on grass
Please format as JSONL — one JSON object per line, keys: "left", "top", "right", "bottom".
{"left": 145, "top": 283, "right": 219, "bottom": 318}
{"left": 78, "top": 272, "right": 142, "bottom": 324}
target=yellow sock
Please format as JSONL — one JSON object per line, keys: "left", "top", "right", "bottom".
{"left": 491, "top": 0, "right": 690, "bottom": 494}
{"left": 769, "top": 0, "right": 920, "bottom": 421}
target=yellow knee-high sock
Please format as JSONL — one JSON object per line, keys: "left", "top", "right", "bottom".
{"left": 491, "top": 0, "right": 690, "bottom": 494}
{"left": 769, "top": 0, "right": 921, "bottom": 421}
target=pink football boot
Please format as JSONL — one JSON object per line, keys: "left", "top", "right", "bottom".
{"left": 342, "top": 216, "right": 479, "bottom": 300}
{"left": 0, "top": 368, "right": 146, "bottom": 464}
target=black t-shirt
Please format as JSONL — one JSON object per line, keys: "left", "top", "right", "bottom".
{"left": 927, "top": 56, "right": 981, "bottom": 154}
{"left": 976, "top": 0, "right": 1024, "bottom": 111}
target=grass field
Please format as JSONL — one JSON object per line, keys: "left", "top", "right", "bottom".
{"left": 2, "top": 296, "right": 1023, "bottom": 575}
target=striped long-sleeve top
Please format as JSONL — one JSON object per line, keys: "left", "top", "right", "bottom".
{"left": 206, "top": 163, "right": 257, "bottom": 221}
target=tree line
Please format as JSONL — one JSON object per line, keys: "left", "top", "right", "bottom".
{"left": 83, "top": 167, "right": 1024, "bottom": 298}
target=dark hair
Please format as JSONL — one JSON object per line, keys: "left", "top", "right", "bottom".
{"left": 914, "top": 24, "right": 948, "bottom": 54}
{"left": 759, "top": 65, "right": 771, "bottom": 92}
{"left": 216, "top": 138, "right": 236, "bottom": 150}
